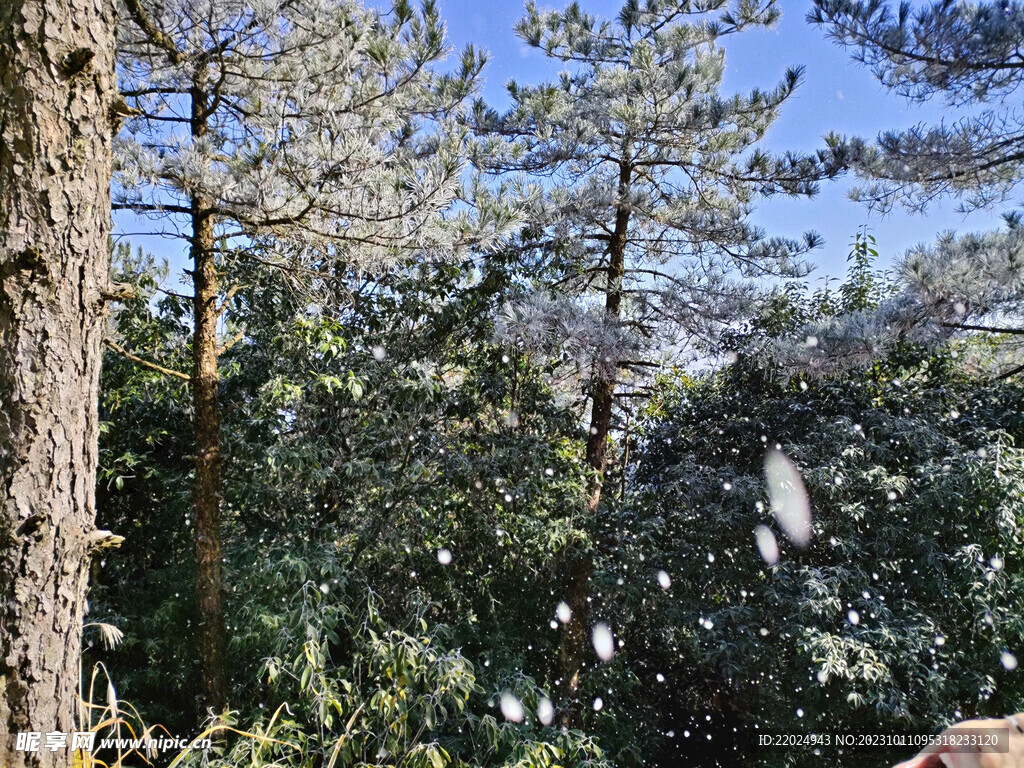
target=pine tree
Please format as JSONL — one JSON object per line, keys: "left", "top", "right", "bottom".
{"left": 0, "top": 0, "right": 117, "bottom": 763}
{"left": 810, "top": 0, "right": 1024, "bottom": 213}
{"left": 473, "top": 0, "right": 838, "bottom": 719}
{"left": 113, "top": 0, "right": 509, "bottom": 713}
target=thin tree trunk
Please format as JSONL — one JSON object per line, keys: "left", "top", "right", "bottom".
{"left": 190, "top": 84, "right": 228, "bottom": 716}
{"left": 557, "top": 162, "right": 631, "bottom": 723}
{"left": 0, "top": 0, "right": 115, "bottom": 763}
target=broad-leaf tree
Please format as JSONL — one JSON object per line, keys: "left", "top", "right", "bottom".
{"left": 624, "top": 258, "right": 1024, "bottom": 765}
{"left": 629, "top": 347, "right": 1024, "bottom": 767}
{"left": 91, "top": 240, "right": 608, "bottom": 755}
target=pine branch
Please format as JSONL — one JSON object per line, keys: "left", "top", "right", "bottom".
{"left": 122, "top": 0, "right": 184, "bottom": 65}
{"left": 941, "top": 322, "right": 1024, "bottom": 336}
{"left": 997, "top": 361, "right": 1024, "bottom": 380}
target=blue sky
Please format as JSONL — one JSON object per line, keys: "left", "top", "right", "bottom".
{"left": 116, "top": 0, "right": 1014, "bottom": 286}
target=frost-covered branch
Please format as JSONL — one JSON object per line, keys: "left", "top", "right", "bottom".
{"left": 114, "top": 0, "right": 519, "bottom": 270}
{"left": 765, "top": 217, "right": 1024, "bottom": 377}
{"left": 811, "top": 0, "right": 1024, "bottom": 212}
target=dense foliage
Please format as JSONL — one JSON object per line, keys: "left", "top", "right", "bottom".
{"left": 92, "top": 240, "right": 620, "bottom": 762}
{"left": 628, "top": 348, "right": 1024, "bottom": 766}
{"left": 91, "top": 235, "right": 1024, "bottom": 768}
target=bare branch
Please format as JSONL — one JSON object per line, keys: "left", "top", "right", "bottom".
{"left": 103, "top": 339, "right": 191, "bottom": 381}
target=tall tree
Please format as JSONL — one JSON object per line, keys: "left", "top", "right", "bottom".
{"left": 112, "top": 0, "right": 506, "bottom": 713}
{"left": 474, "top": 0, "right": 838, "bottom": 718}
{"left": 810, "top": 0, "right": 1024, "bottom": 213}
{"left": 0, "top": 0, "right": 117, "bottom": 764}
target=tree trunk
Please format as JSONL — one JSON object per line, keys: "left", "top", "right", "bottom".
{"left": 0, "top": 0, "right": 115, "bottom": 764}
{"left": 190, "top": 84, "right": 228, "bottom": 716}
{"left": 557, "top": 163, "right": 631, "bottom": 723}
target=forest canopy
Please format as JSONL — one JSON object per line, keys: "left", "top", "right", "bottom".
{"left": 2, "top": 1, "right": 1023, "bottom": 768}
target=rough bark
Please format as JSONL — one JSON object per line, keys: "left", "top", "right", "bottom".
{"left": 190, "top": 83, "right": 228, "bottom": 717}
{"left": 557, "top": 162, "right": 631, "bottom": 723}
{"left": 0, "top": 0, "right": 115, "bottom": 764}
